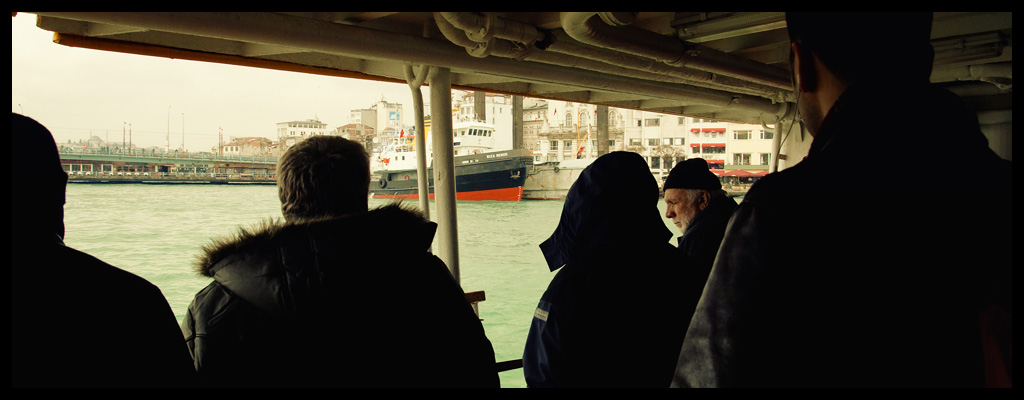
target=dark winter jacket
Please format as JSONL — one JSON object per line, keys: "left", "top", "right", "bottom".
{"left": 672, "top": 80, "right": 1013, "bottom": 388}
{"left": 181, "top": 204, "right": 499, "bottom": 388}
{"left": 524, "top": 152, "right": 698, "bottom": 388}
{"left": 13, "top": 239, "right": 197, "bottom": 388}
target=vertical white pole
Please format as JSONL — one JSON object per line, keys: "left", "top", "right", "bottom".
{"left": 428, "top": 67, "right": 460, "bottom": 283}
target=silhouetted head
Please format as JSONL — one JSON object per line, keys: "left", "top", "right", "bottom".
{"left": 786, "top": 12, "right": 934, "bottom": 85}
{"left": 12, "top": 113, "right": 68, "bottom": 241}
{"left": 276, "top": 136, "right": 370, "bottom": 222}
{"left": 540, "top": 151, "right": 672, "bottom": 271}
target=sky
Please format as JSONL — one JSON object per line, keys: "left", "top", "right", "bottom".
{"left": 11, "top": 13, "right": 425, "bottom": 152}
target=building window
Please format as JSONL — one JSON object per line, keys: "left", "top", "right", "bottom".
{"left": 647, "top": 138, "right": 660, "bottom": 146}
{"left": 550, "top": 141, "right": 558, "bottom": 151}
{"left": 645, "top": 118, "right": 660, "bottom": 127}
{"left": 760, "top": 153, "right": 771, "bottom": 165}
{"left": 734, "top": 130, "right": 752, "bottom": 140}
{"left": 760, "top": 130, "right": 774, "bottom": 140}
{"left": 630, "top": 138, "right": 642, "bottom": 146}
{"left": 674, "top": 138, "right": 685, "bottom": 145}
{"left": 734, "top": 153, "right": 752, "bottom": 165}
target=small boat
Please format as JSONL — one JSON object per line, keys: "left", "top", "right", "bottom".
{"left": 369, "top": 120, "right": 532, "bottom": 201}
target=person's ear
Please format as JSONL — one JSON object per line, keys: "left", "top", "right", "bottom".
{"left": 790, "top": 41, "right": 817, "bottom": 93}
{"left": 699, "top": 190, "right": 711, "bottom": 211}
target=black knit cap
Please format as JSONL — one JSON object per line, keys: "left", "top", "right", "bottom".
{"left": 664, "top": 158, "right": 720, "bottom": 191}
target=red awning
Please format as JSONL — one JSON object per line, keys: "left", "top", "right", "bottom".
{"left": 690, "top": 143, "right": 700, "bottom": 147}
{"left": 721, "top": 170, "right": 753, "bottom": 177}
{"left": 701, "top": 143, "right": 725, "bottom": 147}
{"left": 709, "top": 169, "right": 724, "bottom": 176}
{"left": 690, "top": 128, "right": 701, "bottom": 133}
{"left": 720, "top": 170, "right": 769, "bottom": 177}
{"left": 702, "top": 128, "right": 726, "bottom": 133}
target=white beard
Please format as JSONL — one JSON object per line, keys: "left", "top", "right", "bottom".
{"left": 677, "top": 212, "right": 694, "bottom": 234}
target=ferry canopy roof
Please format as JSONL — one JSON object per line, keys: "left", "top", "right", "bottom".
{"left": 22, "top": 12, "right": 1012, "bottom": 127}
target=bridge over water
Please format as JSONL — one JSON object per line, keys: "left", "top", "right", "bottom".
{"left": 59, "top": 150, "right": 277, "bottom": 184}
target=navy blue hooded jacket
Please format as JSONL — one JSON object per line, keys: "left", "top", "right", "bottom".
{"left": 523, "top": 152, "right": 701, "bottom": 388}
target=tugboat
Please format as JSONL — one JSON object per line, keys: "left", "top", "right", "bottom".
{"left": 369, "top": 120, "right": 532, "bottom": 201}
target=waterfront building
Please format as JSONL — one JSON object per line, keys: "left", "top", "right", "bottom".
{"left": 725, "top": 123, "right": 775, "bottom": 168}
{"left": 623, "top": 110, "right": 691, "bottom": 179}
{"left": 336, "top": 123, "right": 376, "bottom": 151}
{"left": 276, "top": 118, "right": 331, "bottom": 154}
{"left": 219, "top": 136, "right": 276, "bottom": 158}
{"left": 523, "top": 99, "right": 626, "bottom": 164}
{"left": 686, "top": 118, "right": 730, "bottom": 170}
{"left": 620, "top": 111, "right": 775, "bottom": 182}
{"left": 351, "top": 98, "right": 405, "bottom": 144}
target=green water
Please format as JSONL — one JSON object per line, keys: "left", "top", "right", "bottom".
{"left": 62, "top": 183, "right": 678, "bottom": 388}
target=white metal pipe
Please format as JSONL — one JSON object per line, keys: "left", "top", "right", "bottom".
{"left": 432, "top": 12, "right": 783, "bottom": 114}
{"left": 439, "top": 11, "right": 545, "bottom": 46}
{"left": 437, "top": 12, "right": 792, "bottom": 103}
{"left": 768, "top": 119, "right": 783, "bottom": 173}
{"left": 559, "top": 12, "right": 792, "bottom": 89}
{"left": 435, "top": 12, "right": 793, "bottom": 112}
{"left": 404, "top": 64, "right": 432, "bottom": 230}
{"left": 428, "top": 67, "right": 460, "bottom": 283}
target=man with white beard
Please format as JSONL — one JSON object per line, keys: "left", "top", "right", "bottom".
{"left": 663, "top": 158, "right": 737, "bottom": 278}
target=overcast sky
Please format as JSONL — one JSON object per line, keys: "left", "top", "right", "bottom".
{"left": 11, "top": 13, "right": 425, "bottom": 152}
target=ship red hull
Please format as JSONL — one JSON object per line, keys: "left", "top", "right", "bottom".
{"left": 371, "top": 186, "right": 523, "bottom": 201}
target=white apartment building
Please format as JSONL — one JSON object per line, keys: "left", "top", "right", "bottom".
{"left": 624, "top": 111, "right": 776, "bottom": 175}
{"left": 623, "top": 110, "right": 690, "bottom": 174}
{"left": 276, "top": 119, "right": 330, "bottom": 153}
{"left": 726, "top": 124, "right": 775, "bottom": 167}
{"left": 220, "top": 136, "right": 275, "bottom": 157}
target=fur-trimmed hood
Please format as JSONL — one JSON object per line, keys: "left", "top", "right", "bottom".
{"left": 180, "top": 203, "right": 500, "bottom": 388}
{"left": 194, "top": 203, "right": 436, "bottom": 278}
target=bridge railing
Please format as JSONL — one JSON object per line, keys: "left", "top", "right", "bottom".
{"left": 58, "top": 147, "right": 279, "bottom": 164}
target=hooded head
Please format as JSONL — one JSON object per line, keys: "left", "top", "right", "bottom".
{"left": 12, "top": 113, "right": 68, "bottom": 241}
{"left": 539, "top": 151, "right": 672, "bottom": 271}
